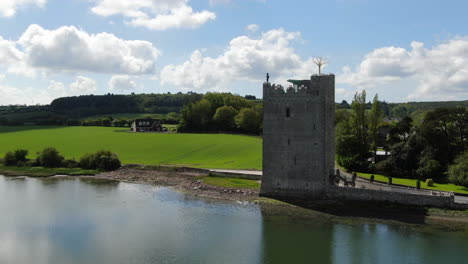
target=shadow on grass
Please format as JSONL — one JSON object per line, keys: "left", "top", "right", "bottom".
{"left": 0, "top": 126, "right": 65, "bottom": 134}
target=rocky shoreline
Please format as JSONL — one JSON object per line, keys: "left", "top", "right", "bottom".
{"left": 95, "top": 165, "right": 260, "bottom": 202}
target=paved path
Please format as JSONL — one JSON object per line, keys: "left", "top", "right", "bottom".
{"left": 208, "top": 168, "right": 468, "bottom": 204}
{"left": 208, "top": 169, "right": 262, "bottom": 176}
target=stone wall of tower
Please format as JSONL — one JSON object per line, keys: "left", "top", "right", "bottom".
{"left": 260, "top": 75, "right": 335, "bottom": 199}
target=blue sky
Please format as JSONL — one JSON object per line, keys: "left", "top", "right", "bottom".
{"left": 1, "top": 0, "right": 468, "bottom": 105}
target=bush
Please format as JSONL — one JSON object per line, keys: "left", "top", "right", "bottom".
{"left": 79, "top": 150, "right": 121, "bottom": 171}
{"left": 3, "top": 152, "right": 16, "bottom": 166}
{"left": 3, "top": 149, "right": 28, "bottom": 166}
{"left": 13, "top": 149, "right": 28, "bottom": 163}
{"left": 425, "top": 179, "right": 434, "bottom": 187}
{"left": 416, "top": 159, "right": 443, "bottom": 180}
{"left": 448, "top": 151, "right": 468, "bottom": 187}
{"left": 63, "top": 159, "right": 79, "bottom": 168}
{"left": 38, "top": 147, "right": 64, "bottom": 168}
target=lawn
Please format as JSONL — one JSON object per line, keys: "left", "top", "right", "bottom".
{"left": 357, "top": 172, "right": 468, "bottom": 194}
{"left": 199, "top": 176, "right": 260, "bottom": 189}
{"left": 0, "top": 126, "right": 262, "bottom": 170}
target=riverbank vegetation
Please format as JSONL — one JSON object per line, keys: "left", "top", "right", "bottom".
{"left": 0, "top": 147, "right": 121, "bottom": 176}
{"left": 337, "top": 90, "right": 468, "bottom": 188}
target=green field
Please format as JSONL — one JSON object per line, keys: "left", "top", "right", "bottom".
{"left": 0, "top": 126, "right": 261, "bottom": 170}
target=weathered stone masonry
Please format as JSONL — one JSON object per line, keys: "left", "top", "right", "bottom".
{"left": 260, "top": 75, "right": 335, "bottom": 199}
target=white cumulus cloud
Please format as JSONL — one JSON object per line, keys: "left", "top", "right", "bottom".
{"left": 91, "top": 0, "right": 216, "bottom": 31}
{"left": 108, "top": 75, "right": 137, "bottom": 91}
{"left": 69, "top": 76, "right": 97, "bottom": 94}
{"left": 339, "top": 37, "right": 468, "bottom": 100}
{"left": 17, "top": 24, "right": 160, "bottom": 75}
{"left": 160, "top": 28, "right": 317, "bottom": 91}
{"left": 0, "top": 0, "right": 46, "bottom": 18}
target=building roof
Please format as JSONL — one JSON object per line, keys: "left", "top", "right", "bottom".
{"left": 133, "top": 119, "right": 160, "bottom": 128}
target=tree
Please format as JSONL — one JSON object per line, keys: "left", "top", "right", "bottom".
{"left": 351, "top": 90, "right": 369, "bottom": 159}
{"left": 368, "top": 94, "right": 383, "bottom": 157}
{"left": 213, "top": 106, "right": 238, "bottom": 131}
{"left": 38, "top": 147, "right": 64, "bottom": 168}
{"left": 448, "top": 151, "right": 468, "bottom": 187}
{"left": 235, "top": 108, "right": 261, "bottom": 134}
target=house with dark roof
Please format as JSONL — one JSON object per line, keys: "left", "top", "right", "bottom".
{"left": 131, "top": 119, "right": 165, "bottom": 132}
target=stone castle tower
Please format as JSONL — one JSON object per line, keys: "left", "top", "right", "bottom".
{"left": 260, "top": 74, "right": 335, "bottom": 199}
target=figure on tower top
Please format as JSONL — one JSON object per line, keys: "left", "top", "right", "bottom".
{"left": 266, "top": 73, "right": 270, "bottom": 83}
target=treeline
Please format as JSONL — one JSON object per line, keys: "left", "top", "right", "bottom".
{"left": 2, "top": 148, "right": 121, "bottom": 171}
{"left": 0, "top": 92, "right": 203, "bottom": 125}
{"left": 179, "top": 93, "right": 262, "bottom": 134}
{"left": 50, "top": 93, "right": 202, "bottom": 117}
{"left": 337, "top": 91, "right": 468, "bottom": 187}
{"left": 336, "top": 98, "right": 468, "bottom": 120}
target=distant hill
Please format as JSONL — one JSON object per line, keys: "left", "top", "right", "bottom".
{"left": 0, "top": 93, "right": 203, "bottom": 125}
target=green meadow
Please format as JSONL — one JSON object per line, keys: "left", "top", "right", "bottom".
{"left": 0, "top": 126, "right": 262, "bottom": 170}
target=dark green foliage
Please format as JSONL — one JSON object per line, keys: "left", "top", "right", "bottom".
{"left": 38, "top": 147, "right": 64, "bottom": 168}
{"left": 3, "top": 152, "right": 16, "bottom": 166}
{"left": 178, "top": 92, "right": 260, "bottom": 134}
{"left": 63, "top": 158, "right": 79, "bottom": 169}
{"left": 235, "top": 107, "right": 261, "bottom": 134}
{"left": 335, "top": 95, "right": 371, "bottom": 172}
{"left": 448, "top": 151, "right": 468, "bottom": 187}
{"left": 3, "top": 149, "right": 28, "bottom": 166}
{"left": 213, "top": 106, "right": 238, "bottom": 131}
{"left": 13, "top": 149, "right": 28, "bottom": 163}
{"left": 79, "top": 150, "right": 121, "bottom": 171}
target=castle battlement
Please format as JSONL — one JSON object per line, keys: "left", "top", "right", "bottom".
{"left": 263, "top": 74, "right": 335, "bottom": 97}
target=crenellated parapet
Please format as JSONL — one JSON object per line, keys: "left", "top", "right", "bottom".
{"left": 263, "top": 74, "right": 335, "bottom": 99}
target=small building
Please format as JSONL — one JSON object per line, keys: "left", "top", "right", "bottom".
{"left": 131, "top": 119, "right": 164, "bottom": 132}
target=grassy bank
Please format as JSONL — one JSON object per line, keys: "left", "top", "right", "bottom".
{"left": 199, "top": 176, "right": 260, "bottom": 189}
{"left": 0, "top": 165, "right": 98, "bottom": 177}
{"left": 0, "top": 126, "right": 261, "bottom": 170}
{"left": 356, "top": 172, "right": 468, "bottom": 194}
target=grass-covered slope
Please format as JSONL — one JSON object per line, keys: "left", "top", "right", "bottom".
{"left": 0, "top": 126, "right": 261, "bottom": 170}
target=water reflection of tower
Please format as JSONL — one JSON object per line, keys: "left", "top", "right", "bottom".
{"left": 259, "top": 206, "right": 333, "bottom": 264}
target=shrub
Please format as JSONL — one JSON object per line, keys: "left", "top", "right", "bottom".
{"left": 448, "top": 151, "right": 468, "bottom": 187}
{"left": 3, "top": 149, "right": 29, "bottom": 166}
{"left": 79, "top": 150, "right": 121, "bottom": 171}
{"left": 13, "top": 149, "right": 28, "bottom": 163}
{"left": 3, "top": 151, "right": 16, "bottom": 166}
{"left": 63, "top": 158, "right": 79, "bottom": 168}
{"left": 416, "top": 159, "right": 443, "bottom": 180}
{"left": 425, "top": 179, "right": 434, "bottom": 187}
{"left": 38, "top": 147, "right": 64, "bottom": 168}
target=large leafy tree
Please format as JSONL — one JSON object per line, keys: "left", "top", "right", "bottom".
{"left": 368, "top": 94, "right": 383, "bottom": 157}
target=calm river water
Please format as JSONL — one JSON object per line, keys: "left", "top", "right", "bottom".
{"left": 0, "top": 175, "right": 467, "bottom": 264}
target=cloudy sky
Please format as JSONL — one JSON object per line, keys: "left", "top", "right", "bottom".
{"left": 1, "top": 0, "right": 468, "bottom": 105}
